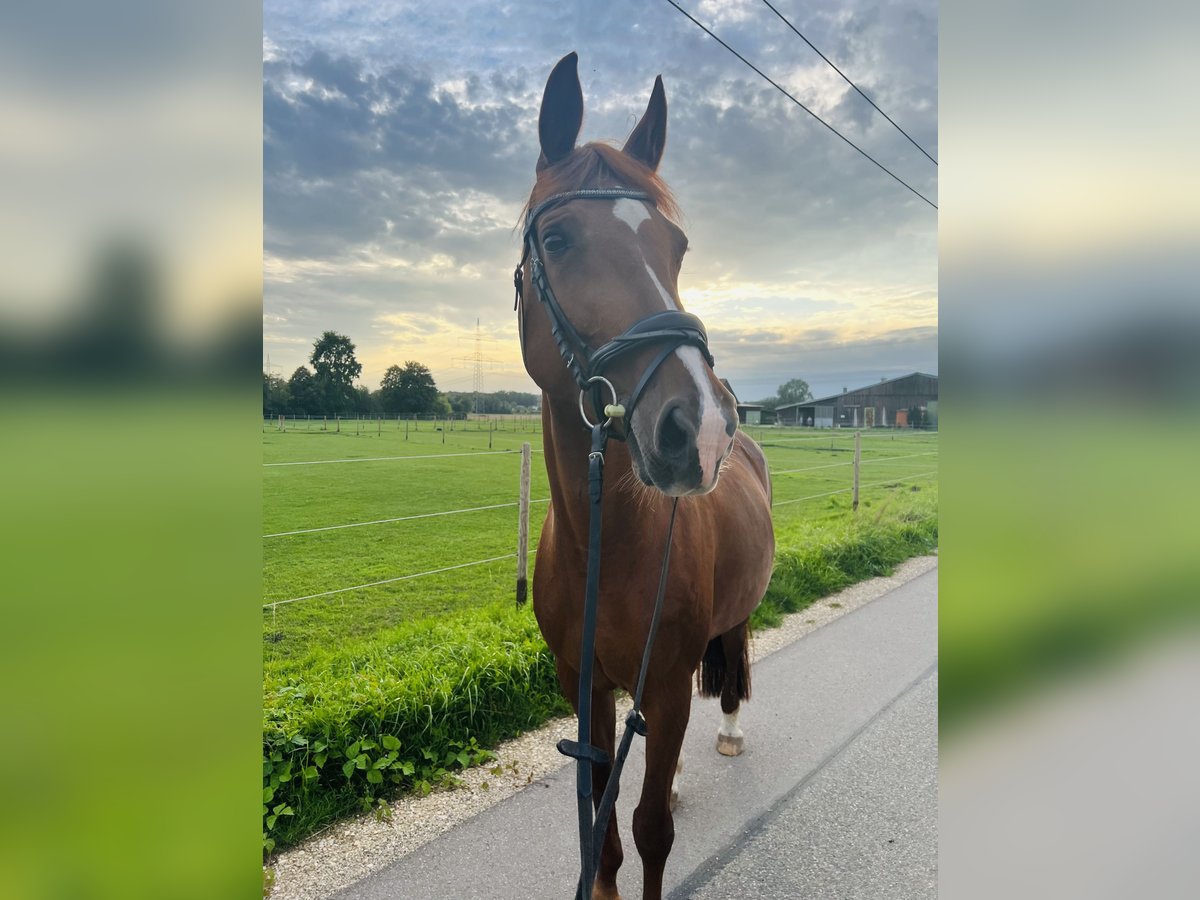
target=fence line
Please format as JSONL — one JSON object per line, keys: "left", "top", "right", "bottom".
{"left": 772, "top": 470, "right": 938, "bottom": 507}
{"left": 860, "top": 451, "right": 938, "bottom": 465}
{"left": 754, "top": 430, "right": 938, "bottom": 445}
{"left": 264, "top": 448, "right": 544, "bottom": 468}
{"left": 264, "top": 553, "right": 528, "bottom": 609}
{"left": 770, "top": 451, "right": 938, "bottom": 477}
{"left": 770, "top": 460, "right": 852, "bottom": 476}
{"left": 264, "top": 499, "right": 550, "bottom": 539}
{"left": 262, "top": 434, "right": 939, "bottom": 613}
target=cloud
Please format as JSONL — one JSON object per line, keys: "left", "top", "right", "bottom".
{"left": 263, "top": 0, "right": 937, "bottom": 393}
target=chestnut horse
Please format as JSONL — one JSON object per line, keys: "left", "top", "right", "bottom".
{"left": 516, "top": 53, "right": 774, "bottom": 900}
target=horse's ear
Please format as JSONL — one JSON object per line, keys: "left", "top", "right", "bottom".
{"left": 538, "top": 52, "right": 583, "bottom": 171}
{"left": 622, "top": 75, "right": 667, "bottom": 172}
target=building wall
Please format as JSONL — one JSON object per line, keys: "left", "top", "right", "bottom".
{"left": 779, "top": 374, "right": 938, "bottom": 428}
{"left": 829, "top": 374, "right": 936, "bottom": 428}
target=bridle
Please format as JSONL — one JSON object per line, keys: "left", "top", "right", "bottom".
{"left": 513, "top": 187, "right": 718, "bottom": 899}
{"left": 513, "top": 187, "right": 715, "bottom": 437}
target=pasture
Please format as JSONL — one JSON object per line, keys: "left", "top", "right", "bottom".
{"left": 263, "top": 418, "right": 937, "bottom": 664}
{"left": 261, "top": 417, "right": 938, "bottom": 850}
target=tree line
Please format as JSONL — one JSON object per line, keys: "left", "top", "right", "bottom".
{"left": 263, "top": 331, "right": 539, "bottom": 418}
{"left": 754, "top": 378, "right": 813, "bottom": 412}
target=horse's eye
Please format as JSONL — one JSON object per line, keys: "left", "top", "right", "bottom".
{"left": 542, "top": 232, "right": 568, "bottom": 254}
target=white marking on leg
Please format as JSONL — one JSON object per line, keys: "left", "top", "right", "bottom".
{"left": 672, "top": 750, "right": 683, "bottom": 808}
{"left": 719, "top": 710, "right": 743, "bottom": 739}
{"left": 677, "top": 345, "right": 730, "bottom": 483}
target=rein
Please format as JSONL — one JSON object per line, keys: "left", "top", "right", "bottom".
{"left": 556, "top": 420, "right": 679, "bottom": 900}
{"left": 513, "top": 188, "right": 708, "bottom": 899}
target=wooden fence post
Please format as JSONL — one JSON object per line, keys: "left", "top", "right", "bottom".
{"left": 517, "top": 441, "right": 531, "bottom": 604}
{"left": 852, "top": 430, "right": 861, "bottom": 511}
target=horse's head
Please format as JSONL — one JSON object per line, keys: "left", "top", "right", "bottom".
{"left": 517, "top": 53, "right": 737, "bottom": 496}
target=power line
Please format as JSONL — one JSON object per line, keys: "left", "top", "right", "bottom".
{"left": 759, "top": 0, "right": 937, "bottom": 165}
{"left": 661, "top": 0, "right": 937, "bottom": 210}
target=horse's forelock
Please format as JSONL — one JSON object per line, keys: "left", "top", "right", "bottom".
{"left": 522, "top": 143, "right": 680, "bottom": 224}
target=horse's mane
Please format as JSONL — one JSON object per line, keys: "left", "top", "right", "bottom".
{"left": 523, "top": 142, "right": 680, "bottom": 223}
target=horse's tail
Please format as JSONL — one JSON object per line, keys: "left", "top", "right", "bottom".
{"left": 697, "top": 627, "right": 752, "bottom": 702}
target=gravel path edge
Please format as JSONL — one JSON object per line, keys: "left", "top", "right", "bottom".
{"left": 266, "top": 553, "right": 938, "bottom": 900}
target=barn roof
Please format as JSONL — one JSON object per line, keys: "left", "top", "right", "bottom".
{"left": 775, "top": 372, "right": 938, "bottom": 412}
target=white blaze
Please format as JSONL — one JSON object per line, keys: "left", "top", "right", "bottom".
{"left": 677, "top": 346, "right": 729, "bottom": 484}
{"left": 612, "top": 197, "right": 652, "bottom": 232}
{"left": 611, "top": 198, "right": 729, "bottom": 486}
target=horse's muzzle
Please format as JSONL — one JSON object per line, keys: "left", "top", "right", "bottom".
{"left": 631, "top": 402, "right": 734, "bottom": 496}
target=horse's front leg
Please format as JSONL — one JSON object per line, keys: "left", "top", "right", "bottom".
{"left": 589, "top": 685, "right": 624, "bottom": 900}
{"left": 555, "top": 659, "right": 624, "bottom": 900}
{"left": 632, "top": 670, "right": 692, "bottom": 900}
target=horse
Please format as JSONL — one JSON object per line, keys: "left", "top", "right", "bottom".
{"left": 515, "top": 53, "right": 775, "bottom": 900}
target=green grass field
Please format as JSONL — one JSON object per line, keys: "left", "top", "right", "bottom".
{"left": 261, "top": 416, "right": 937, "bottom": 850}
{"left": 263, "top": 418, "right": 937, "bottom": 667}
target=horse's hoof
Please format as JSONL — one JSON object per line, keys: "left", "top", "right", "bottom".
{"left": 592, "top": 883, "right": 622, "bottom": 900}
{"left": 716, "top": 733, "right": 744, "bottom": 756}
{"left": 670, "top": 786, "right": 679, "bottom": 811}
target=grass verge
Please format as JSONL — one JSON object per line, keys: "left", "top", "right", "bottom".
{"left": 752, "top": 499, "right": 939, "bottom": 629}
{"left": 263, "top": 604, "right": 569, "bottom": 852}
{"left": 263, "top": 496, "right": 937, "bottom": 856}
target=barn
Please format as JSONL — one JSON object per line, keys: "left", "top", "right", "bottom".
{"left": 736, "top": 402, "right": 764, "bottom": 425}
{"left": 775, "top": 372, "right": 938, "bottom": 429}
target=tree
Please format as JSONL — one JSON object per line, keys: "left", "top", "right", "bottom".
{"left": 352, "top": 385, "right": 379, "bottom": 416}
{"left": 379, "top": 361, "right": 440, "bottom": 415}
{"left": 776, "top": 378, "right": 813, "bottom": 406}
{"left": 287, "top": 365, "right": 320, "bottom": 415}
{"left": 262, "top": 372, "right": 290, "bottom": 417}
{"left": 448, "top": 394, "right": 473, "bottom": 417}
{"left": 310, "top": 331, "right": 362, "bottom": 415}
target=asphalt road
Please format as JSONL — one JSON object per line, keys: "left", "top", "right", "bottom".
{"left": 334, "top": 565, "right": 938, "bottom": 900}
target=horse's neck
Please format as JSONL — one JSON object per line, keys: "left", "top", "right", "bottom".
{"left": 541, "top": 396, "right": 643, "bottom": 550}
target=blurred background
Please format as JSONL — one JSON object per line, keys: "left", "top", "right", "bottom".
{"left": 0, "top": 2, "right": 261, "bottom": 898}
{"left": 0, "top": 0, "right": 1197, "bottom": 897}
{"left": 940, "top": 0, "right": 1199, "bottom": 896}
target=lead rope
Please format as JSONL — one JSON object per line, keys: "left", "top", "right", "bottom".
{"left": 586, "top": 497, "right": 678, "bottom": 881}
{"left": 557, "top": 420, "right": 680, "bottom": 900}
{"left": 556, "top": 423, "right": 612, "bottom": 900}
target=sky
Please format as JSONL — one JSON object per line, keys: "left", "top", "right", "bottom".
{"left": 263, "top": 0, "right": 937, "bottom": 402}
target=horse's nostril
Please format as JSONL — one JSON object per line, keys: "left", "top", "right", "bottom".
{"left": 658, "top": 406, "right": 695, "bottom": 460}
